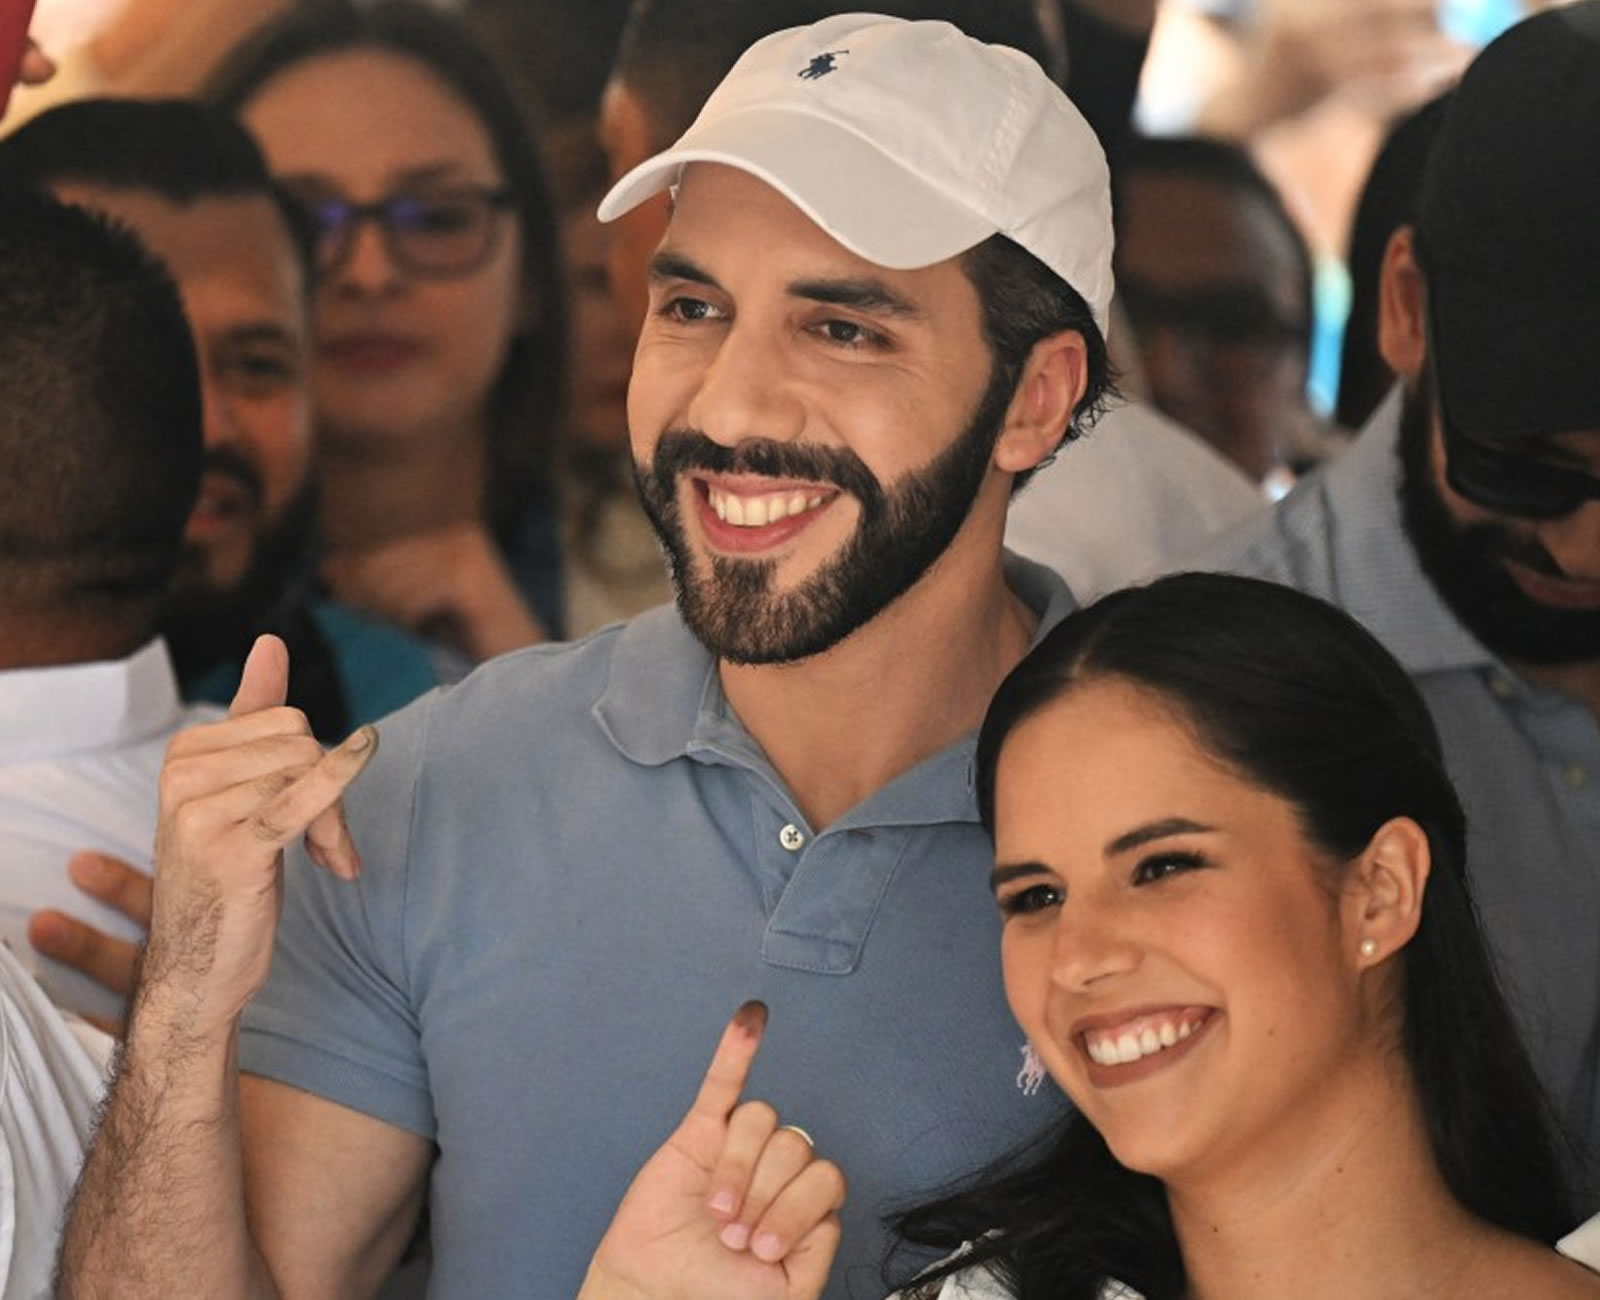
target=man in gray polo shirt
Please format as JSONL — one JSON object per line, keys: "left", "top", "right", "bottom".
{"left": 58, "top": 17, "right": 1118, "bottom": 1298}
{"left": 1203, "top": 4, "right": 1600, "bottom": 1195}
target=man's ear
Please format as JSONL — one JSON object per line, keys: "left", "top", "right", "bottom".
{"left": 1378, "top": 226, "right": 1429, "bottom": 383}
{"left": 1344, "top": 816, "right": 1430, "bottom": 968}
{"left": 993, "top": 329, "right": 1090, "bottom": 474}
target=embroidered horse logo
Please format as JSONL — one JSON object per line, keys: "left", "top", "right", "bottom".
{"left": 797, "top": 50, "right": 848, "bottom": 80}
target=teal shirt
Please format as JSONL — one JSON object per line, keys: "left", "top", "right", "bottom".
{"left": 188, "top": 600, "right": 439, "bottom": 729}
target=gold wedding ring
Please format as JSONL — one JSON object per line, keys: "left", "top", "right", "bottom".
{"left": 776, "top": 1123, "right": 815, "bottom": 1149}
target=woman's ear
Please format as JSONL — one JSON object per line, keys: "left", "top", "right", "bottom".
{"left": 992, "top": 329, "right": 1090, "bottom": 475}
{"left": 1345, "top": 816, "right": 1431, "bottom": 967}
{"left": 1377, "top": 226, "right": 1428, "bottom": 384}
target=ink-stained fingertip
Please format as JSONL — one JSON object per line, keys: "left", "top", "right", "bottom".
{"left": 733, "top": 999, "right": 768, "bottom": 1038}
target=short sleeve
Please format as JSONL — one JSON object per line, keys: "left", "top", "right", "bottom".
{"left": 240, "top": 691, "right": 438, "bottom": 1138}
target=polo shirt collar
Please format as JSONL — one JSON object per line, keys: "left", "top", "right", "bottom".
{"left": 1323, "top": 387, "right": 1496, "bottom": 677}
{"left": 594, "top": 554, "right": 1075, "bottom": 781}
{"left": 0, "top": 639, "right": 187, "bottom": 764}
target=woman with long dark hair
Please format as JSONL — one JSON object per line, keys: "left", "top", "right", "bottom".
{"left": 207, "top": 1, "right": 570, "bottom": 662}
{"left": 580, "top": 573, "right": 1600, "bottom": 1300}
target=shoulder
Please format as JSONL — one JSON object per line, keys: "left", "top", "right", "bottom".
{"left": 366, "top": 605, "right": 698, "bottom": 778}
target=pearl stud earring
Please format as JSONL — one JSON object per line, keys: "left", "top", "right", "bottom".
{"left": 1359, "top": 938, "right": 1379, "bottom": 958}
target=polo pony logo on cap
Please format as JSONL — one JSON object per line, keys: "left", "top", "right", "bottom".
{"left": 797, "top": 49, "right": 849, "bottom": 80}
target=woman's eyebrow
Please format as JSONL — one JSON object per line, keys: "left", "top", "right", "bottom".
{"left": 989, "top": 860, "right": 1048, "bottom": 895}
{"left": 1104, "top": 818, "right": 1216, "bottom": 857}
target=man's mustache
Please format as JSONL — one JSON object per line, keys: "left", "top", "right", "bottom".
{"left": 200, "top": 446, "right": 265, "bottom": 510}
{"left": 647, "top": 427, "right": 883, "bottom": 512}
{"left": 1468, "top": 520, "right": 1568, "bottom": 580}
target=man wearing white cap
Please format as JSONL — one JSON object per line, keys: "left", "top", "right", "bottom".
{"left": 58, "top": 17, "right": 1115, "bottom": 1299}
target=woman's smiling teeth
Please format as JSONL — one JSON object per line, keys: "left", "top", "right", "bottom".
{"left": 706, "top": 484, "right": 829, "bottom": 527}
{"left": 1084, "top": 1012, "right": 1208, "bottom": 1067}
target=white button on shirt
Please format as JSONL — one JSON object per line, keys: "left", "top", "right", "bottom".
{"left": 0, "top": 641, "right": 219, "bottom": 1023}
{"left": 779, "top": 823, "right": 806, "bottom": 852}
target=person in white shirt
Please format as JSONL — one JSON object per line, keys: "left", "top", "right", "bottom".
{"left": 0, "top": 941, "right": 107, "bottom": 1300}
{"left": 0, "top": 186, "right": 211, "bottom": 1030}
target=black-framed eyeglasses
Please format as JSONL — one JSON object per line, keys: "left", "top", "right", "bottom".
{"left": 290, "top": 184, "right": 514, "bottom": 278}
{"left": 1429, "top": 319, "right": 1600, "bottom": 519}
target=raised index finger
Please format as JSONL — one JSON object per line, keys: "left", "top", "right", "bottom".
{"left": 689, "top": 1000, "right": 769, "bottom": 1124}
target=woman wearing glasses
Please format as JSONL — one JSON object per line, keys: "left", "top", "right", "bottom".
{"left": 209, "top": 1, "right": 569, "bottom": 664}
{"left": 582, "top": 574, "right": 1600, "bottom": 1300}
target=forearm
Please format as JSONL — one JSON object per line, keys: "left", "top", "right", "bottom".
{"left": 57, "top": 995, "right": 276, "bottom": 1300}
{"left": 90, "top": 0, "right": 294, "bottom": 96}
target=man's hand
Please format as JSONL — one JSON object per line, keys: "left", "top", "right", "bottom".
{"left": 139, "top": 634, "right": 376, "bottom": 1042}
{"left": 581, "top": 1003, "right": 845, "bottom": 1300}
{"left": 28, "top": 852, "right": 152, "bottom": 1034}
{"left": 322, "top": 522, "right": 547, "bottom": 663}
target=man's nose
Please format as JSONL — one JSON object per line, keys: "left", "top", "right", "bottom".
{"left": 201, "top": 383, "right": 237, "bottom": 449}
{"left": 684, "top": 321, "right": 805, "bottom": 448}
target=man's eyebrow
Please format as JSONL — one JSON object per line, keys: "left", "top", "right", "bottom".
{"left": 989, "top": 861, "right": 1047, "bottom": 895}
{"left": 1105, "top": 818, "right": 1216, "bottom": 857}
{"left": 788, "top": 277, "right": 924, "bottom": 319}
{"left": 218, "top": 323, "right": 299, "bottom": 348}
{"left": 648, "top": 250, "right": 721, "bottom": 290}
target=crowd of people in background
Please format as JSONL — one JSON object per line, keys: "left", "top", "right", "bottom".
{"left": 2, "top": 2, "right": 1600, "bottom": 1298}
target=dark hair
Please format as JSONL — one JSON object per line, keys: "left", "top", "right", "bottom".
{"left": 464, "top": 0, "right": 634, "bottom": 129}
{"left": 1336, "top": 92, "right": 1451, "bottom": 431}
{"left": 1115, "top": 133, "right": 1315, "bottom": 349}
{"left": 206, "top": 0, "right": 569, "bottom": 547}
{"left": 963, "top": 235, "right": 1115, "bottom": 486}
{"left": 0, "top": 97, "right": 317, "bottom": 287}
{"left": 0, "top": 187, "right": 202, "bottom": 619}
{"left": 613, "top": 0, "right": 1054, "bottom": 153}
{"left": 893, "top": 572, "right": 1575, "bottom": 1300}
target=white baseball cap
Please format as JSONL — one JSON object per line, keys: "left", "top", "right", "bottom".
{"left": 597, "top": 12, "right": 1115, "bottom": 333}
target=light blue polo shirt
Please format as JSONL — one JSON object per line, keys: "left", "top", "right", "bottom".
{"left": 1203, "top": 390, "right": 1600, "bottom": 1202}
{"left": 241, "top": 556, "right": 1074, "bottom": 1298}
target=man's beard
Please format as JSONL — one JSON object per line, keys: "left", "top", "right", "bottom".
{"left": 1398, "top": 376, "right": 1600, "bottom": 664}
{"left": 158, "top": 479, "right": 320, "bottom": 686}
{"left": 634, "top": 364, "right": 1014, "bottom": 666}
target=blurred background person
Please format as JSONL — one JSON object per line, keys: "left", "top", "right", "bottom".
{"left": 1113, "top": 132, "right": 1340, "bottom": 488}
{"left": 1136, "top": 0, "right": 1577, "bottom": 423}
{"left": 1334, "top": 89, "right": 1450, "bottom": 432}
{"left": 1204, "top": 1, "right": 1600, "bottom": 1192}
{"left": 0, "top": 98, "right": 441, "bottom": 741}
{"left": 465, "top": 0, "right": 673, "bottom": 636}
{"left": 208, "top": 1, "right": 570, "bottom": 663}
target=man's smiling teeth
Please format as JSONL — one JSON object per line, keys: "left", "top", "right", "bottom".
{"left": 1084, "top": 1014, "right": 1205, "bottom": 1067}
{"left": 707, "top": 484, "right": 828, "bottom": 527}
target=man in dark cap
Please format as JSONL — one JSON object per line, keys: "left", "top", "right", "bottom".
{"left": 1205, "top": 1, "right": 1600, "bottom": 1194}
